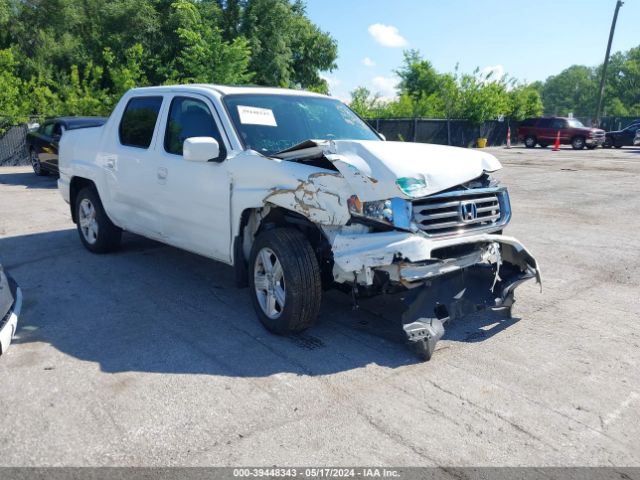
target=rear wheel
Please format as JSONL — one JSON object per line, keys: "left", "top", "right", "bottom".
{"left": 30, "top": 149, "right": 46, "bottom": 176}
{"left": 571, "top": 136, "right": 586, "bottom": 150}
{"left": 249, "top": 228, "right": 322, "bottom": 335}
{"left": 614, "top": 145, "right": 623, "bottom": 149}
{"left": 524, "top": 136, "right": 536, "bottom": 148}
{"left": 75, "top": 187, "right": 122, "bottom": 253}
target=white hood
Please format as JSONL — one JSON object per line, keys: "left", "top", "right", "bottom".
{"left": 325, "top": 140, "right": 502, "bottom": 201}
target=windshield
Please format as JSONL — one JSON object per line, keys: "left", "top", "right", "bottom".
{"left": 223, "top": 94, "right": 381, "bottom": 155}
{"left": 567, "top": 119, "right": 585, "bottom": 128}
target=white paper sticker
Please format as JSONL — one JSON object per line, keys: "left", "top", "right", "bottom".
{"left": 237, "top": 105, "right": 277, "bottom": 127}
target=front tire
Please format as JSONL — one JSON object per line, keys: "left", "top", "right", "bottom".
{"left": 571, "top": 136, "right": 586, "bottom": 150}
{"left": 524, "top": 136, "right": 536, "bottom": 148}
{"left": 75, "top": 187, "right": 122, "bottom": 253}
{"left": 249, "top": 228, "right": 322, "bottom": 335}
{"left": 30, "top": 149, "right": 46, "bottom": 176}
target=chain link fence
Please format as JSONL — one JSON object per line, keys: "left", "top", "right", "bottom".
{"left": 2, "top": 115, "right": 639, "bottom": 167}
{"left": 0, "top": 123, "right": 29, "bottom": 167}
{"left": 366, "top": 118, "right": 518, "bottom": 148}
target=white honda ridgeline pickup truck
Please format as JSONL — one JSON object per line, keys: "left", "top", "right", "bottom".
{"left": 59, "top": 85, "right": 541, "bottom": 360}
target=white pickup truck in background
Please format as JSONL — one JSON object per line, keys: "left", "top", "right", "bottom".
{"left": 58, "top": 85, "right": 540, "bottom": 360}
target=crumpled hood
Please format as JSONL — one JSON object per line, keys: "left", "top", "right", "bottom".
{"left": 324, "top": 140, "right": 502, "bottom": 201}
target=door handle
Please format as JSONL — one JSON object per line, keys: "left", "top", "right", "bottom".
{"left": 105, "top": 158, "right": 115, "bottom": 169}
{"left": 157, "top": 167, "right": 168, "bottom": 180}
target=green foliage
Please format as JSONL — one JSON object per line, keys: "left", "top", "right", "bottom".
{"left": 351, "top": 51, "right": 542, "bottom": 123}
{"left": 0, "top": 0, "right": 336, "bottom": 121}
{"left": 533, "top": 46, "right": 640, "bottom": 118}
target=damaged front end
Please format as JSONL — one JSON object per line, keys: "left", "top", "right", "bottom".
{"left": 270, "top": 139, "right": 541, "bottom": 361}
{"left": 330, "top": 230, "right": 541, "bottom": 361}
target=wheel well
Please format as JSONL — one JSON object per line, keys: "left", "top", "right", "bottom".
{"left": 69, "top": 177, "right": 97, "bottom": 223}
{"left": 234, "top": 207, "right": 334, "bottom": 289}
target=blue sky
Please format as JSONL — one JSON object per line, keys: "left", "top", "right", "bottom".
{"left": 305, "top": 0, "right": 640, "bottom": 101}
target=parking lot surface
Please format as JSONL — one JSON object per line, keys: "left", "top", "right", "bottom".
{"left": 1, "top": 146, "right": 639, "bottom": 466}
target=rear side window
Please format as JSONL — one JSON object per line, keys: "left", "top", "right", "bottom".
{"left": 537, "top": 119, "right": 552, "bottom": 128}
{"left": 164, "top": 96, "right": 225, "bottom": 156}
{"left": 119, "top": 96, "right": 163, "bottom": 149}
{"left": 552, "top": 119, "right": 567, "bottom": 129}
{"left": 41, "top": 123, "right": 55, "bottom": 137}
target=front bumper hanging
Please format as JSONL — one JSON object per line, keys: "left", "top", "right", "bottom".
{"left": 374, "top": 241, "right": 540, "bottom": 361}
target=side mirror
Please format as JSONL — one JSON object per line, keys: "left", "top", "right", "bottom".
{"left": 183, "top": 137, "right": 221, "bottom": 162}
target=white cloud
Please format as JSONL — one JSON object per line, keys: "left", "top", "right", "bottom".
{"left": 320, "top": 74, "right": 341, "bottom": 90}
{"left": 362, "top": 57, "right": 376, "bottom": 67}
{"left": 371, "top": 75, "right": 399, "bottom": 99}
{"left": 368, "top": 23, "right": 408, "bottom": 48}
{"left": 480, "top": 64, "right": 505, "bottom": 82}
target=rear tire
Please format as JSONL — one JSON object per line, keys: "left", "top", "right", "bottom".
{"left": 30, "top": 149, "right": 47, "bottom": 176}
{"left": 614, "top": 145, "right": 622, "bottom": 149}
{"left": 75, "top": 187, "right": 122, "bottom": 253}
{"left": 571, "top": 136, "right": 586, "bottom": 150}
{"left": 248, "top": 228, "right": 322, "bottom": 335}
{"left": 524, "top": 136, "right": 536, "bottom": 148}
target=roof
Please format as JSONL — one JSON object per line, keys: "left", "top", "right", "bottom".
{"left": 127, "top": 84, "right": 330, "bottom": 99}
{"left": 52, "top": 117, "right": 108, "bottom": 129}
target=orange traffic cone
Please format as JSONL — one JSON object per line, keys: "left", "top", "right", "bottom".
{"left": 506, "top": 127, "right": 511, "bottom": 149}
{"left": 553, "top": 130, "right": 561, "bottom": 151}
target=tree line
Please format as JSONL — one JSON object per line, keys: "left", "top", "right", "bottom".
{"left": 1, "top": 0, "right": 638, "bottom": 129}
{"left": 350, "top": 46, "right": 640, "bottom": 123}
{"left": 0, "top": 0, "right": 337, "bottom": 125}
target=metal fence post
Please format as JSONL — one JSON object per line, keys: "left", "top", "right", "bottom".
{"left": 413, "top": 118, "right": 418, "bottom": 142}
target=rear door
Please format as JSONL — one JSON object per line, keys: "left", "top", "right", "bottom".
{"left": 102, "top": 95, "right": 166, "bottom": 238}
{"left": 34, "top": 121, "right": 55, "bottom": 164}
{"left": 154, "top": 94, "right": 232, "bottom": 261}
{"left": 537, "top": 118, "right": 555, "bottom": 144}
{"left": 552, "top": 118, "right": 569, "bottom": 143}
{"left": 42, "top": 122, "right": 63, "bottom": 172}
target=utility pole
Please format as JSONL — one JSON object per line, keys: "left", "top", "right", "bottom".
{"left": 595, "top": 0, "right": 624, "bottom": 125}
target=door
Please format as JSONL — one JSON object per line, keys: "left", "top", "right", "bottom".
{"left": 536, "top": 118, "right": 555, "bottom": 144}
{"left": 155, "top": 95, "right": 232, "bottom": 262}
{"left": 103, "top": 95, "right": 166, "bottom": 238}
{"left": 42, "top": 122, "right": 63, "bottom": 171}
{"left": 34, "top": 122, "right": 56, "bottom": 165}
{"left": 551, "top": 118, "right": 568, "bottom": 143}
{"left": 620, "top": 125, "right": 638, "bottom": 146}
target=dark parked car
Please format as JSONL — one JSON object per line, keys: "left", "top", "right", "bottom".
{"left": 26, "top": 116, "right": 107, "bottom": 176}
{"left": 604, "top": 121, "right": 640, "bottom": 148}
{"left": 517, "top": 117, "right": 605, "bottom": 150}
{"left": 0, "top": 261, "right": 22, "bottom": 356}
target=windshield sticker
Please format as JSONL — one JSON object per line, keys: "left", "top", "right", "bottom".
{"left": 237, "top": 105, "right": 277, "bottom": 127}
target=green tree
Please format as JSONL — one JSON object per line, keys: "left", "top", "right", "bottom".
{"left": 0, "top": 49, "right": 24, "bottom": 125}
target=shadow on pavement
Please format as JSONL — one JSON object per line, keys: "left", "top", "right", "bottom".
{"left": 1, "top": 228, "right": 518, "bottom": 377}
{"left": 0, "top": 171, "right": 58, "bottom": 189}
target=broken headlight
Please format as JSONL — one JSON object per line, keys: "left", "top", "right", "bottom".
{"left": 348, "top": 196, "right": 412, "bottom": 229}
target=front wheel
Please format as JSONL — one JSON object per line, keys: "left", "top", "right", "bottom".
{"left": 75, "top": 187, "right": 122, "bottom": 253}
{"left": 30, "top": 149, "right": 46, "bottom": 176}
{"left": 249, "top": 228, "right": 322, "bottom": 335}
{"left": 571, "top": 136, "right": 586, "bottom": 150}
{"left": 524, "top": 136, "right": 536, "bottom": 148}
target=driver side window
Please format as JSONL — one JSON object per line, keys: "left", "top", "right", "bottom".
{"left": 164, "top": 96, "right": 225, "bottom": 157}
